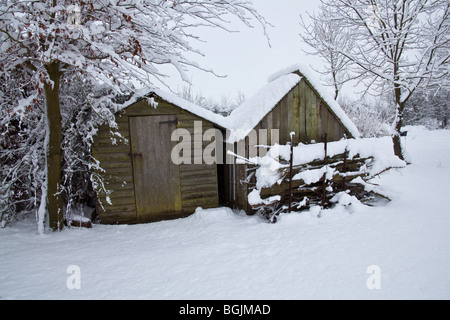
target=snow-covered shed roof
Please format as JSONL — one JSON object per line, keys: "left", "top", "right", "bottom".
{"left": 222, "top": 64, "right": 360, "bottom": 142}
{"left": 117, "top": 64, "right": 360, "bottom": 142}
{"left": 117, "top": 87, "right": 227, "bottom": 127}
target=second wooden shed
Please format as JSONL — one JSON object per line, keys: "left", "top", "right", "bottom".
{"left": 219, "top": 65, "right": 360, "bottom": 212}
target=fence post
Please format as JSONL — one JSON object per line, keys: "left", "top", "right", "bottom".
{"left": 342, "top": 148, "right": 348, "bottom": 191}
{"left": 321, "top": 133, "right": 328, "bottom": 208}
{"left": 288, "top": 132, "right": 295, "bottom": 213}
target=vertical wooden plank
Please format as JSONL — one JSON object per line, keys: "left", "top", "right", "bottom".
{"left": 260, "top": 115, "right": 267, "bottom": 130}
{"left": 317, "top": 98, "right": 322, "bottom": 140}
{"left": 310, "top": 85, "right": 319, "bottom": 143}
{"left": 286, "top": 90, "right": 295, "bottom": 142}
{"left": 164, "top": 117, "right": 183, "bottom": 213}
{"left": 334, "top": 120, "right": 341, "bottom": 140}
{"left": 298, "top": 81, "right": 307, "bottom": 143}
{"left": 266, "top": 111, "right": 273, "bottom": 149}
{"left": 257, "top": 116, "right": 268, "bottom": 156}
{"left": 305, "top": 83, "right": 313, "bottom": 143}
{"left": 280, "top": 97, "right": 289, "bottom": 144}
{"left": 271, "top": 105, "right": 281, "bottom": 144}
{"left": 247, "top": 128, "right": 258, "bottom": 159}
{"left": 327, "top": 109, "right": 336, "bottom": 141}
{"left": 258, "top": 128, "right": 268, "bottom": 157}
{"left": 292, "top": 84, "right": 300, "bottom": 145}
{"left": 319, "top": 101, "right": 329, "bottom": 142}
{"left": 129, "top": 117, "right": 144, "bottom": 220}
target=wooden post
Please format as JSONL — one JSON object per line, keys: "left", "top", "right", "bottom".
{"left": 245, "top": 143, "right": 250, "bottom": 213}
{"left": 321, "top": 133, "right": 328, "bottom": 208}
{"left": 288, "top": 132, "right": 295, "bottom": 213}
{"left": 342, "top": 149, "right": 348, "bottom": 191}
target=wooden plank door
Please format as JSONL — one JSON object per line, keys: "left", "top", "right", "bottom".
{"left": 129, "top": 115, "right": 182, "bottom": 222}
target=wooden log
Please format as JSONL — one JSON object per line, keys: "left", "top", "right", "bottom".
{"left": 260, "top": 168, "right": 370, "bottom": 199}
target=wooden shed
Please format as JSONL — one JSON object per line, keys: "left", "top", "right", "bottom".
{"left": 92, "top": 90, "right": 222, "bottom": 224}
{"left": 220, "top": 66, "right": 360, "bottom": 212}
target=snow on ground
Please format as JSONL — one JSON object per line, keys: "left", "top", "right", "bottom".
{"left": 1, "top": 127, "right": 449, "bottom": 300}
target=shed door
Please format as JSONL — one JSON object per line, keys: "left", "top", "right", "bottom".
{"left": 129, "top": 115, "right": 182, "bottom": 222}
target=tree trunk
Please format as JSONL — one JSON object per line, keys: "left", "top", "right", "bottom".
{"left": 392, "top": 123, "right": 404, "bottom": 161}
{"left": 392, "top": 62, "right": 406, "bottom": 161}
{"left": 43, "top": 61, "right": 64, "bottom": 231}
{"left": 392, "top": 99, "right": 406, "bottom": 161}
{"left": 332, "top": 69, "right": 339, "bottom": 100}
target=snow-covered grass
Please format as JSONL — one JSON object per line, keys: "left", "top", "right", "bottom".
{"left": 1, "top": 127, "right": 449, "bottom": 300}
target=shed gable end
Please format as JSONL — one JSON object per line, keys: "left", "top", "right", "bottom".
{"left": 253, "top": 78, "right": 351, "bottom": 148}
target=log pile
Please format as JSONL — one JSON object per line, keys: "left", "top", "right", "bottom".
{"left": 246, "top": 139, "right": 404, "bottom": 223}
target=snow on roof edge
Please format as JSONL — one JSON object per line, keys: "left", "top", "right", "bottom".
{"left": 116, "top": 87, "right": 228, "bottom": 128}
{"left": 223, "top": 73, "right": 302, "bottom": 143}
{"left": 151, "top": 89, "right": 228, "bottom": 128}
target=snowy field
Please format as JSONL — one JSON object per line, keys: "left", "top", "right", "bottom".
{"left": 1, "top": 126, "right": 449, "bottom": 300}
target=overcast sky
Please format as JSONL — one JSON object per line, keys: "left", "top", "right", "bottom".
{"left": 163, "top": 0, "right": 324, "bottom": 101}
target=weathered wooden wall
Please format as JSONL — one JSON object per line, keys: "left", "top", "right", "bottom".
{"left": 223, "top": 77, "right": 353, "bottom": 212}
{"left": 254, "top": 78, "right": 351, "bottom": 148}
{"left": 92, "top": 96, "right": 219, "bottom": 224}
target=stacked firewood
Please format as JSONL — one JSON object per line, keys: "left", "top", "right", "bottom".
{"left": 248, "top": 151, "right": 398, "bottom": 223}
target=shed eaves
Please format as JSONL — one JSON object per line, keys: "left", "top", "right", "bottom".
{"left": 116, "top": 65, "right": 360, "bottom": 141}
{"left": 117, "top": 87, "right": 227, "bottom": 128}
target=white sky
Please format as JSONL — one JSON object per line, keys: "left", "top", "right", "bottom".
{"left": 163, "top": 0, "right": 325, "bottom": 101}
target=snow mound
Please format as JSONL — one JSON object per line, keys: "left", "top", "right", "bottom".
{"left": 186, "top": 207, "right": 243, "bottom": 224}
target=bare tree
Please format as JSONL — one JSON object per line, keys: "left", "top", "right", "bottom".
{"left": 178, "top": 83, "right": 245, "bottom": 116}
{"left": 0, "top": 0, "right": 268, "bottom": 232}
{"left": 299, "top": 5, "right": 354, "bottom": 100}
{"left": 317, "top": 0, "right": 449, "bottom": 160}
